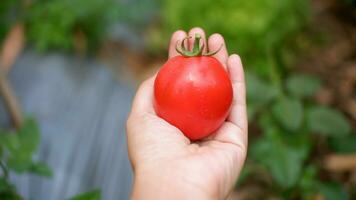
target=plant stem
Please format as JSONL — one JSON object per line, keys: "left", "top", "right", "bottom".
{"left": 0, "top": 160, "right": 9, "bottom": 180}
{"left": 0, "top": 72, "right": 23, "bottom": 130}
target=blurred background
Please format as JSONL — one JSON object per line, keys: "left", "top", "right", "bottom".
{"left": 0, "top": 0, "right": 355, "bottom": 199}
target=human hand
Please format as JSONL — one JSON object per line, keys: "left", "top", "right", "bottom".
{"left": 126, "top": 28, "right": 248, "bottom": 200}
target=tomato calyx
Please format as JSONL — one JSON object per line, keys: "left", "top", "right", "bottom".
{"left": 175, "top": 34, "right": 223, "bottom": 57}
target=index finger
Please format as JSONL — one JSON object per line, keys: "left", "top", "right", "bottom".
{"left": 168, "top": 30, "right": 187, "bottom": 58}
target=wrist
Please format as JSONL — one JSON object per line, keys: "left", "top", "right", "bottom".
{"left": 131, "top": 165, "right": 216, "bottom": 200}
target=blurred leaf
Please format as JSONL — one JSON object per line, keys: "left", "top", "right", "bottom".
{"left": 69, "top": 189, "right": 101, "bottom": 200}
{"left": 17, "top": 118, "right": 40, "bottom": 155}
{"left": 328, "top": 134, "right": 356, "bottom": 153}
{"left": 156, "top": 0, "right": 310, "bottom": 77}
{"left": 236, "top": 165, "right": 252, "bottom": 185}
{"left": 0, "top": 176, "right": 20, "bottom": 199}
{"left": 318, "top": 182, "right": 348, "bottom": 200}
{"left": 0, "top": 191, "right": 22, "bottom": 200}
{"left": 299, "top": 165, "right": 318, "bottom": 199}
{"left": 29, "top": 162, "right": 53, "bottom": 177}
{"left": 258, "top": 113, "right": 280, "bottom": 135}
{"left": 26, "top": 0, "right": 122, "bottom": 51}
{"left": 286, "top": 74, "right": 322, "bottom": 98}
{"left": 0, "top": 178, "right": 10, "bottom": 193}
{"left": 272, "top": 97, "right": 303, "bottom": 131}
{"left": 246, "top": 72, "right": 279, "bottom": 104}
{"left": 0, "top": 132, "right": 20, "bottom": 153}
{"left": 307, "top": 106, "right": 351, "bottom": 137}
{"left": 247, "top": 103, "right": 257, "bottom": 120}
{"left": 0, "top": 0, "right": 21, "bottom": 42}
{"left": 250, "top": 132, "right": 307, "bottom": 189}
{"left": 7, "top": 154, "right": 32, "bottom": 173}
{"left": 2, "top": 119, "right": 41, "bottom": 173}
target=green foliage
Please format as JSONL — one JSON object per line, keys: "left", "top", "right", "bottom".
{"left": 0, "top": 0, "right": 21, "bottom": 42}
{"left": 0, "top": 118, "right": 53, "bottom": 199}
{"left": 69, "top": 189, "right": 101, "bottom": 200}
{"left": 245, "top": 72, "right": 352, "bottom": 198}
{"left": 286, "top": 74, "right": 322, "bottom": 98}
{"left": 28, "top": 162, "right": 53, "bottom": 177}
{"left": 307, "top": 106, "right": 351, "bottom": 137}
{"left": 246, "top": 72, "right": 279, "bottom": 120}
{"left": 246, "top": 73, "right": 279, "bottom": 104}
{"left": 318, "top": 182, "right": 349, "bottom": 200}
{"left": 1, "top": 118, "right": 101, "bottom": 199}
{"left": 152, "top": 0, "right": 309, "bottom": 77}
{"left": 299, "top": 165, "right": 319, "bottom": 200}
{"left": 0, "top": 0, "right": 128, "bottom": 51}
{"left": 272, "top": 97, "right": 303, "bottom": 131}
{"left": 251, "top": 131, "right": 308, "bottom": 189}
{"left": 25, "top": 0, "right": 121, "bottom": 51}
{"left": 328, "top": 135, "right": 356, "bottom": 154}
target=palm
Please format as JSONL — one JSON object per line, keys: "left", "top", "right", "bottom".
{"left": 127, "top": 28, "right": 247, "bottom": 200}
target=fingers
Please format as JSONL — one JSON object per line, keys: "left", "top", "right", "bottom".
{"left": 168, "top": 30, "right": 187, "bottom": 58}
{"left": 208, "top": 33, "right": 228, "bottom": 69}
{"left": 188, "top": 27, "right": 207, "bottom": 53}
{"left": 208, "top": 54, "right": 247, "bottom": 149}
{"left": 169, "top": 29, "right": 228, "bottom": 69}
{"left": 227, "top": 54, "right": 247, "bottom": 136}
{"left": 131, "top": 76, "right": 156, "bottom": 115}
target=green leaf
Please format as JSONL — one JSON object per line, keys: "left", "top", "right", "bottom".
{"left": 29, "top": 162, "right": 53, "bottom": 177}
{"left": 0, "top": 178, "right": 10, "bottom": 193}
{"left": 250, "top": 133, "right": 307, "bottom": 189}
{"left": 7, "top": 154, "right": 32, "bottom": 173}
{"left": 0, "top": 133, "right": 21, "bottom": 153}
{"left": 247, "top": 102, "right": 261, "bottom": 121}
{"left": 0, "top": 177, "right": 21, "bottom": 200}
{"left": 69, "top": 189, "right": 101, "bottom": 200}
{"left": 258, "top": 113, "right": 279, "bottom": 132}
{"left": 307, "top": 106, "right": 351, "bottom": 137}
{"left": 5, "top": 119, "right": 41, "bottom": 173}
{"left": 0, "top": 190, "right": 22, "bottom": 200}
{"left": 17, "top": 118, "right": 40, "bottom": 155}
{"left": 328, "top": 134, "right": 356, "bottom": 153}
{"left": 246, "top": 72, "right": 279, "bottom": 105}
{"left": 272, "top": 97, "right": 303, "bottom": 131}
{"left": 299, "top": 165, "right": 318, "bottom": 199}
{"left": 236, "top": 165, "right": 252, "bottom": 185}
{"left": 286, "top": 74, "right": 321, "bottom": 98}
{"left": 318, "top": 182, "right": 348, "bottom": 200}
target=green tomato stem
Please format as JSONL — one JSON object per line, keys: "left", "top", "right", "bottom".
{"left": 175, "top": 33, "right": 223, "bottom": 57}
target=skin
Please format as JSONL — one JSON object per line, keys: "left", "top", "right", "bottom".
{"left": 126, "top": 27, "right": 248, "bottom": 200}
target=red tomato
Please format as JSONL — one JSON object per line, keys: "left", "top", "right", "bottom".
{"left": 154, "top": 34, "right": 233, "bottom": 140}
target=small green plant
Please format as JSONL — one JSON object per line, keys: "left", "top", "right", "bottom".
{"left": 69, "top": 189, "right": 101, "bottom": 200}
{"left": 0, "top": 0, "right": 125, "bottom": 51}
{"left": 0, "top": 118, "right": 52, "bottom": 199}
{"left": 245, "top": 72, "right": 353, "bottom": 199}
{"left": 25, "top": 0, "right": 121, "bottom": 51}
{"left": 0, "top": 0, "right": 21, "bottom": 41}
{"left": 0, "top": 118, "right": 102, "bottom": 200}
{"left": 149, "top": 0, "right": 309, "bottom": 78}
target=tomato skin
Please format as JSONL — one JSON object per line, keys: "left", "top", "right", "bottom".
{"left": 154, "top": 55, "right": 233, "bottom": 140}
